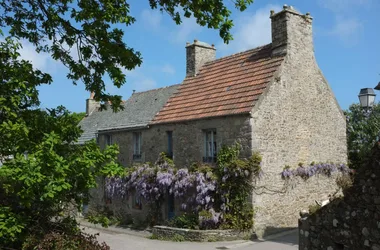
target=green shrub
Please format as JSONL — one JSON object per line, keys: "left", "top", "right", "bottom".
{"left": 308, "top": 204, "right": 321, "bottom": 214}
{"left": 168, "top": 213, "right": 199, "bottom": 229}
{"left": 25, "top": 231, "right": 110, "bottom": 250}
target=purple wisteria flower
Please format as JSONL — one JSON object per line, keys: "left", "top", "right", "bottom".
{"left": 280, "top": 163, "right": 351, "bottom": 180}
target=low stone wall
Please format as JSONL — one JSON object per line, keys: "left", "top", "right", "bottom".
{"left": 152, "top": 226, "right": 254, "bottom": 242}
{"left": 299, "top": 142, "right": 380, "bottom": 249}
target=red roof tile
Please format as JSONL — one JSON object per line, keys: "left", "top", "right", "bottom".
{"left": 152, "top": 44, "right": 284, "bottom": 124}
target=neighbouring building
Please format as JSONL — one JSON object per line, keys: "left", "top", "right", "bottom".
{"left": 78, "top": 5, "right": 347, "bottom": 237}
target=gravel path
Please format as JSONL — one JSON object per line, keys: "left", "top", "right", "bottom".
{"left": 83, "top": 226, "right": 298, "bottom": 250}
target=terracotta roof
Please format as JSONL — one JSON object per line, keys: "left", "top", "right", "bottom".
{"left": 151, "top": 44, "right": 284, "bottom": 124}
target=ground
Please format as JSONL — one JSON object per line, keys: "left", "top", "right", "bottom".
{"left": 83, "top": 227, "right": 298, "bottom": 250}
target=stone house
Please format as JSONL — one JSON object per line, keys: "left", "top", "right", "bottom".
{"left": 78, "top": 5, "right": 347, "bottom": 237}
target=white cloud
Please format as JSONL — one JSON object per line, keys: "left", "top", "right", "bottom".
{"left": 141, "top": 9, "right": 163, "bottom": 29}
{"left": 329, "top": 16, "right": 362, "bottom": 42}
{"left": 124, "top": 66, "right": 158, "bottom": 92}
{"left": 217, "top": 4, "right": 281, "bottom": 55}
{"left": 18, "top": 40, "right": 58, "bottom": 72}
{"left": 161, "top": 64, "right": 175, "bottom": 75}
{"left": 318, "top": 0, "right": 368, "bottom": 45}
{"left": 171, "top": 17, "right": 202, "bottom": 44}
{"left": 318, "top": 0, "right": 372, "bottom": 13}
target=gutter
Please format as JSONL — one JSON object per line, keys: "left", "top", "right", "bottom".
{"left": 97, "top": 125, "right": 149, "bottom": 134}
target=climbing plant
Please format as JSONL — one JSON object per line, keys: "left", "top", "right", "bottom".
{"left": 105, "top": 145, "right": 261, "bottom": 230}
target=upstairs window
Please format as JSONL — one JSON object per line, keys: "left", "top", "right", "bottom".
{"left": 203, "top": 129, "right": 217, "bottom": 163}
{"left": 105, "top": 134, "right": 112, "bottom": 146}
{"left": 167, "top": 131, "right": 173, "bottom": 159}
{"left": 133, "top": 132, "right": 142, "bottom": 161}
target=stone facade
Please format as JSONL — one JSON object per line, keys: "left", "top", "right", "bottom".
{"left": 250, "top": 6, "right": 347, "bottom": 237}
{"left": 99, "top": 114, "right": 252, "bottom": 167}
{"left": 186, "top": 40, "right": 216, "bottom": 77}
{"left": 299, "top": 142, "right": 380, "bottom": 250}
{"left": 92, "top": 115, "right": 252, "bottom": 222}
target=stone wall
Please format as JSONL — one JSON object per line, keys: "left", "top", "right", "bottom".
{"left": 152, "top": 226, "right": 253, "bottom": 242}
{"left": 250, "top": 7, "right": 347, "bottom": 237}
{"left": 99, "top": 114, "right": 252, "bottom": 168}
{"left": 299, "top": 142, "right": 380, "bottom": 250}
{"left": 92, "top": 114, "right": 252, "bottom": 220}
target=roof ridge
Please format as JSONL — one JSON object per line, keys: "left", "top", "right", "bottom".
{"left": 205, "top": 43, "right": 272, "bottom": 66}
{"left": 133, "top": 83, "right": 181, "bottom": 95}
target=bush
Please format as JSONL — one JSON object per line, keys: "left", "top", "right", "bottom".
{"left": 169, "top": 213, "right": 199, "bottom": 229}
{"left": 25, "top": 231, "right": 110, "bottom": 250}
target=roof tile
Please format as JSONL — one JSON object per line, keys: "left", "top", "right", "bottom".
{"left": 152, "top": 44, "right": 284, "bottom": 124}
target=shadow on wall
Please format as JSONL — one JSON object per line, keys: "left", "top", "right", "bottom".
{"left": 261, "top": 227, "right": 298, "bottom": 244}
{"left": 299, "top": 141, "right": 380, "bottom": 250}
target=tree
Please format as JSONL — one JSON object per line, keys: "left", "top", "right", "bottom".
{"left": 0, "top": 38, "right": 123, "bottom": 248}
{"left": 345, "top": 103, "right": 380, "bottom": 168}
{"left": 0, "top": 1, "right": 255, "bottom": 247}
{"left": 0, "top": 0, "right": 253, "bottom": 110}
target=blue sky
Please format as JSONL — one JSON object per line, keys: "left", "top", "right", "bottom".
{"left": 19, "top": 0, "right": 380, "bottom": 113}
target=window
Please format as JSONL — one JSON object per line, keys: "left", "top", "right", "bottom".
{"left": 105, "top": 134, "right": 112, "bottom": 145}
{"left": 133, "top": 132, "right": 142, "bottom": 160}
{"left": 203, "top": 129, "right": 217, "bottom": 163}
{"left": 167, "top": 131, "right": 173, "bottom": 159}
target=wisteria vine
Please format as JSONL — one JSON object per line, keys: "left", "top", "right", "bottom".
{"left": 105, "top": 148, "right": 261, "bottom": 230}
{"left": 281, "top": 163, "right": 352, "bottom": 180}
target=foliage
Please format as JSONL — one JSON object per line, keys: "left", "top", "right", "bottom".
{"left": 0, "top": 0, "right": 254, "bottom": 110}
{"left": 215, "top": 146, "right": 260, "bottom": 230}
{"left": 0, "top": 38, "right": 123, "bottom": 248}
{"left": 26, "top": 231, "right": 110, "bottom": 250}
{"left": 87, "top": 206, "right": 118, "bottom": 228}
{"left": 168, "top": 213, "right": 199, "bottom": 230}
{"left": 308, "top": 203, "right": 321, "bottom": 215}
{"left": 345, "top": 103, "right": 380, "bottom": 168}
{"left": 71, "top": 112, "right": 86, "bottom": 125}
{"left": 335, "top": 174, "right": 353, "bottom": 192}
{"left": 106, "top": 145, "right": 260, "bottom": 231}
{"left": 281, "top": 163, "right": 351, "bottom": 180}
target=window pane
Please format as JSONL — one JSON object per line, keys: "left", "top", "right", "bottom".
{"left": 167, "top": 131, "right": 173, "bottom": 158}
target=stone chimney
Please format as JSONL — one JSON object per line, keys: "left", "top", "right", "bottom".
{"left": 86, "top": 92, "right": 100, "bottom": 116}
{"left": 186, "top": 40, "right": 216, "bottom": 77}
{"left": 270, "top": 5, "right": 313, "bottom": 57}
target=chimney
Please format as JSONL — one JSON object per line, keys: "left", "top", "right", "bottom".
{"left": 86, "top": 92, "right": 100, "bottom": 116}
{"left": 270, "top": 5, "right": 313, "bottom": 57}
{"left": 186, "top": 39, "right": 216, "bottom": 77}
